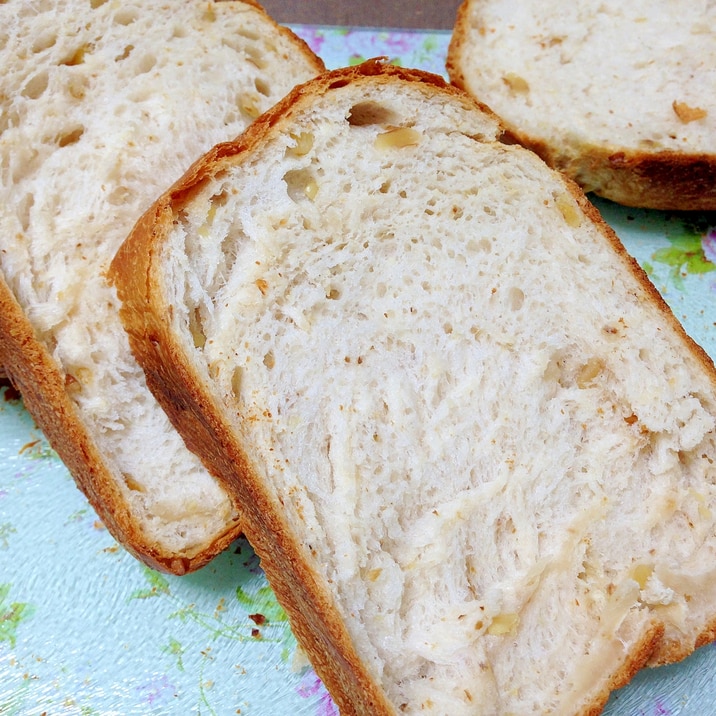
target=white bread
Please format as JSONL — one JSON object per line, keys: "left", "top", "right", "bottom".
{"left": 110, "top": 61, "right": 716, "bottom": 714}
{"left": 0, "top": 0, "right": 323, "bottom": 573}
{"left": 447, "top": 0, "right": 716, "bottom": 210}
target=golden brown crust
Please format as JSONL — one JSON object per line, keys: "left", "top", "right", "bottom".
{"left": 577, "top": 620, "right": 664, "bottom": 716}
{"left": 510, "top": 132, "right": 716, "bottom": 211}
{"left": 0, "top": 275, "right": 242, "bottom": 574}
{"left": 649, "top": 612, "right": 716, "bottom": 666}
{"left": 695, "top": 614, "right": 716, "bottom": 651}
{"left": 113, "top": 289, "right": 395, "bottom": 713}
{"left": 110, "top": 60, "right": 716, "bottom": 713}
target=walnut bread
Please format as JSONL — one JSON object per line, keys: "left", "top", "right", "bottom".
{"left": 111, "top": 60, "right": 716, "bottom": 714}
{"left": 447, "top": 0, "right": 716, "bottom": 210}
{"left": 0, "top": 0, "right": 323, "bottom": 573}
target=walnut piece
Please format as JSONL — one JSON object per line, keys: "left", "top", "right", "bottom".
{"left": 672, "top": 100, "right": 708, "bottom": 123}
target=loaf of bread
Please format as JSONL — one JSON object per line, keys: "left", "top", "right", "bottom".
{"left": 111, "top": 60, "right": 716, "bottom": 714}
{"left": 0, "top": 0, "right": 323, "bottom": 573}
{"left": 447, "top": 0, "right": 716, "bottom": 210}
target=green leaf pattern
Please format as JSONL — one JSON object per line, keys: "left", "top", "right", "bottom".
{"left": 0, "top": 584, "right": 34, "bottom": 648}
{"left": 651, "top": 221, "right": 716, "bottom": 290}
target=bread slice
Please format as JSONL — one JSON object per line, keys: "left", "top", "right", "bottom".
{"left": 446, "top": 0, "right": 716, "bottom": 210}
{"left": 110, "top": 60, "right": 716, "bottom": 714}
{"left": 0, "top": 0, "right": 323, "bottom": 573}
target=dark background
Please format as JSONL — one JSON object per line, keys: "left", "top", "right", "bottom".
{"left": 258, "top": 0, "right": 463, "bottom": 29}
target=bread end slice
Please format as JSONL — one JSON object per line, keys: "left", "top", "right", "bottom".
{"left": 446, "top": 0, "right": 716, "bottom": 210}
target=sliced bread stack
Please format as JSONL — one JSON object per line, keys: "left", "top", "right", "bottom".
{"left": 0, "top": 0, "right": 323, "bottom": 573}
{"left": 111, "top": 61, "right": 716, "bottom": 714}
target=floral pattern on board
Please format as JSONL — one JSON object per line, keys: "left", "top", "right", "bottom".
{"left": 650, "top": 218, "right": 716, "bottom": 290}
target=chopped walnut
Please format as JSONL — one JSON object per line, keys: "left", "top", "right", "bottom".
{"left": 672, "top": 100, "right": 708, "bottom": 123}
{"left": 502, "top": 73, "right": 530, "bottom": 93}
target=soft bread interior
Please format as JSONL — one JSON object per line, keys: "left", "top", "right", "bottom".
{"left": 448, "top": 0, "right": 715, "bottom": 156}
{"left": 153, "top": 70, "right": 716, "bottom": 712}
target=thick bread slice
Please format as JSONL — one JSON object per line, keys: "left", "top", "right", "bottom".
{"left": 446, "top": 0, "right": 716, "bottom": 210}
{"left": 0, "top": 0, "right": 323, "bottom": 573}
{"left": 111, "top": 60, "right": 716, "bottom": 714}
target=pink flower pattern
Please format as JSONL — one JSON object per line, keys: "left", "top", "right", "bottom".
{"left": 702, "top": 228, "right": 716, "bottom": 265}
{"left": 297, "top": 669, "right": 339, "bottom": 716}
